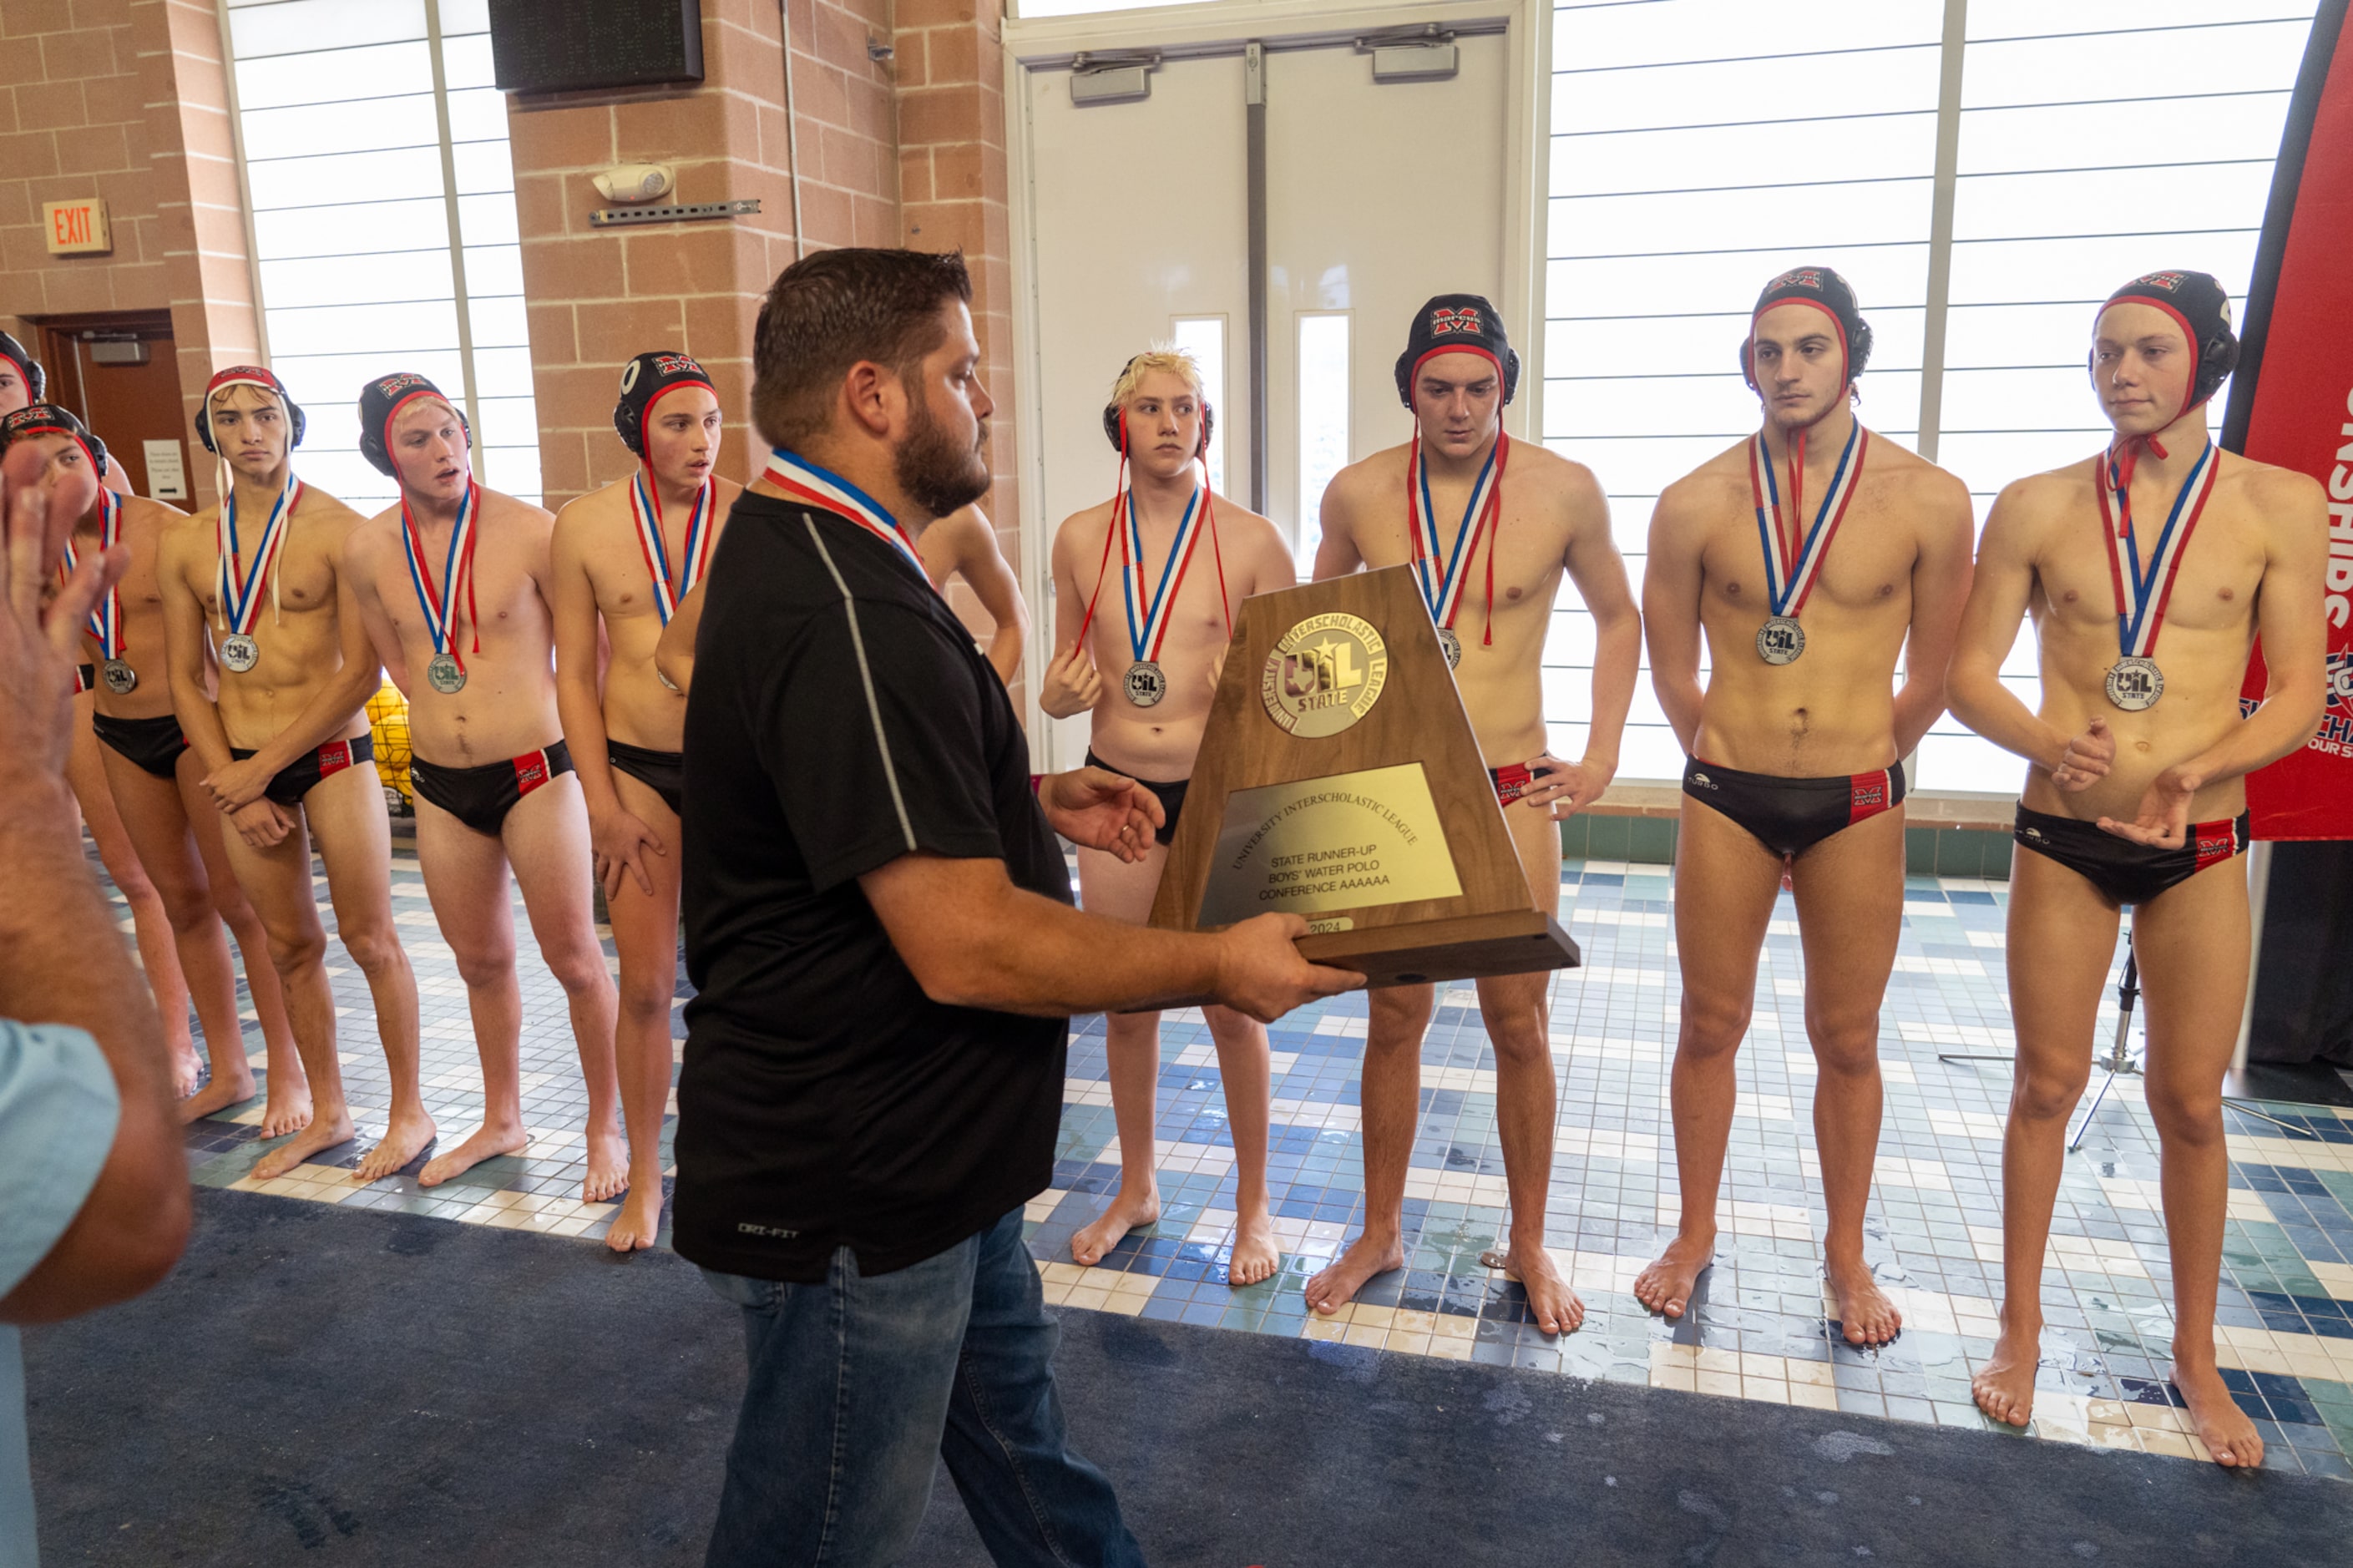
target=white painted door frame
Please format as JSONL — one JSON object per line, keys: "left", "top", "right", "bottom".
{"left": 1002, "top": 0, "right": 1551, "bottom": 759}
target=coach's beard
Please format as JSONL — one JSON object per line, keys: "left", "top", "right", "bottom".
{"left": 898, "top": 397, "right": 992, "bottom": 519}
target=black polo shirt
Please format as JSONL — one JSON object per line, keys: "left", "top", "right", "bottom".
{"left": 674, "top": 489, "right": 1069, "bottom": 1282}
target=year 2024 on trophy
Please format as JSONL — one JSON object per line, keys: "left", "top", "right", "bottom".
{"left": 1147, "top": 564, "right": 1581, "bottom": 991}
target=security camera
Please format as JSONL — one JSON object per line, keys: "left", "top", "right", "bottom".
{"left": 593, "top": 164, "right": 676, "bottom": 204}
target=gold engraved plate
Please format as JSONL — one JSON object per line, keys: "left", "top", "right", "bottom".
{"left": 1196, "top": 763, "right": 1462, "bottom": 927}
{"left": 1259, "top": 613, "right": 1387, "bottom": 739}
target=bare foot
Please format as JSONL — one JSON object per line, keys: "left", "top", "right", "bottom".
{"left": 1483, "top": 1239, "right": 1585, "bottom": 1335}
{"left": 1971, "top": 1321, "right": 2042, "bottom": 1427}
{"left": 1070, "top": 1187, "right": 1159, "bottom": 1267}
{"left": 418, "top": 1122, "right": 529, "bottom": 1188}
{"left": 605, "top": 1181, "right": 666, "bottom": 1253}
{"left": 176, "top": 1068, "right": 258, "bottom": 1124}
{"left": 1227, "top": 1208, "right": 1279, "bottom": 1287}
{"left": 168, "top": 1041, "right": 204, "bottom": 1098}
{"left": 1303, "top": 1230, "right": 1404, "bottom": 1316}
{"left": 581, "top": 1122, "right": 630, "bottom": 1204}
{"left": 258, "top": 1077, "right": 312, "bottom": 1141}
{"left": 352, "top": 1109, "right": 438, "bottom": 1184}
{"left": 1633, "top": 1231, "right": 1714, "bottom": 1320}
{"left": 248, "top": 1109, "right": 357, "bottom": 1181}
{"left": 1826, "top": 1254, "right": 1902, "bottom": 1347}
{"left": 2173, "top": 1358, "right": 2264, "bottom": 1469}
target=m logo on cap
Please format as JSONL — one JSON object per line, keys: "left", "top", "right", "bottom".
{"left": 655, "top": 353, "right": 703, "bottom": 378}
{"left": 375, "top": 372, "right": 428, "bottom": 397}
{"left": 2133, "top": 271, "right": 2188, "bottom": 292}
{"left": 1768, "top": 268, "right": 1824, "bottom": 291}
{"left": 1430, "top": 306, "right": 1482, "bottom": 335}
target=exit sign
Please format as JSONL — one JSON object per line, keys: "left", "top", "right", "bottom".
{"left": 43, "top": 199, "right": 110, "bottom": 255}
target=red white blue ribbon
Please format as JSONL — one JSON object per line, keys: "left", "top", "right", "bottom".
{"left": 1407, "top": 429, "right": 1508, "bottom": 640}
{"left": 60, "top": 488, "right": 124, "bottom": 660}
{"left": 1120, "top": 485, "right": 1212, "bottom": 664}
{"left": 401, "top": 479, "right": 480, "bottom": 666}
{"left": 630, "top": 469, "right": 715, "bottom": 626}
{"left": 216, "top": 474, "right": 301, "bottom": 639}
{"left": 2097, "top": 440, "right": 2215, "bottom": 661}
{"left": 1749, "top": 421, "right": 1866, "bottom": 619}
{"left": 762, "top": 448, "right": 929, "bottom": 584}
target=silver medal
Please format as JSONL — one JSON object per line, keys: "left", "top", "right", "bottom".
{"left": 2105, "top": 655, "right": 2163, "bottom": 712}
{"left": 1755, "top": 615, "right": 1805, "bottom": 665}
{"left": 427, "top": 652, "right": 467, "bottom": 695}
{"left": 1122, "top": 660, "right": 1166, "bottom": 708}
{"left": 100, "top": 659, "right": 137, "bottom": 695}
{"left": 219, "top": 633, "right": 260, "bottom": 673}
{"left": 1437, "top": 627, "right": 1463, "bottom": 669}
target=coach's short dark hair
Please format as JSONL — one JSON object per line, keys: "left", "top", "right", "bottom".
{"left": 751, "top": 248, "right": 974, "bottom": 450}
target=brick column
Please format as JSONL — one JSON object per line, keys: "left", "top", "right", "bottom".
{"left": 0, "top": 0, "right": 260, "bottom": 511}
{"left": 508, "top": 0, "right": 898, "bottom": 511}
{"left": 893, "top": 0, "right": 1021, "bottom": 685}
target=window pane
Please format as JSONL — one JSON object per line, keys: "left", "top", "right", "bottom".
{"left": 1168, "top": 316, "right": 1226, "bottom": 498}
{"left": 246, "top": 146, "right": 448, "bottom": 211}
{"left": 1294, "top": 312, "right": 1349, "bottom": 572}
{"left": 236, "top": 41, "right": 435, "bottom": 109}
{"left": 229, "top": 0, "right": 424, "bottom": 60}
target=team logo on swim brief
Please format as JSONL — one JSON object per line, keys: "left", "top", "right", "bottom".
{"left": 2131, "top": 271, "right": 2188, "bottom": 293}
{"left": 1851, "top": 777, "right": 1885, "bottom": 811}
{"left": 372, "top": 372, "right": 429, "bottom": 397}
{"left": 1430, "top": 306, "right": 1482, "bottom": 335}
{"left": 1767, "top": 268, "right": 1824, "bottom": 292}
{"left": 1688, "top": 771, "right": 1716, "bottom": 790}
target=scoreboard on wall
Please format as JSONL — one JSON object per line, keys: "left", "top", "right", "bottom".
{"left": 488, "top": 0, "right": 704, "bottom": 94}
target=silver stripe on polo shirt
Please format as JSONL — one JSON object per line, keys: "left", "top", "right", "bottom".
{"left": 802, "top": 512, "right": 917, "bottom": 852}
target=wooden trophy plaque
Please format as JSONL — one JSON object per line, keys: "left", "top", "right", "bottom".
{"left": 1147, "top": 564, "right": 1580, "bottom": 990}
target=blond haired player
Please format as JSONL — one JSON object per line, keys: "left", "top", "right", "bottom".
{"left": 1040, "top": 348, "right": 1295, "bottom": 1284}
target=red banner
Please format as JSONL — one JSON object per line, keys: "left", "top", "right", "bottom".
{"left": 2229, "top": 3, "right": 2353, "bottom": 839}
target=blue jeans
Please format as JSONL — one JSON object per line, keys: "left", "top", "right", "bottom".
{"left": 700, "top": 1206, "right": 1145, "bottom": 1567}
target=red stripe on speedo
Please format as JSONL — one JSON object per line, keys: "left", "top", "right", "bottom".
{"left": 2191, "top": 817, "right": 2239, "bottom": 873}
{"left": 1849, "top": 769, "right": 1891, "bottom": 826}
{"left": 514, "top": 749, "right": 550, "bottom": 796}
{"left": 317, "top": 741, "right": 351, "bottom": 778}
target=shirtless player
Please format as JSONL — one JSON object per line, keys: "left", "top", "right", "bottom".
{"left": 1040, "top": 349, "right": 1294, "bottom": 1285}
{"left": 551, "top": 352, "right": 741, "bottom": 1250}
{"left": 1636, "top": 268, "right": 1974, "bottom": 1347}
{"left": 1952, "top": 271, "right": 2324, "bottom": 1466}
{"left": 2, "top": 403, "right": 298, "bottom": 1125}
{"left": 1306, "top": 296, "right": 1641, "bottom": 1333}
{"left": 345, "top": 373, "right": 627, "bottom": 1201}
{"left": 918, "top": 504, "right": 1028, "bottom": 686}
{"left": 0, "top": 343, "right": 205, "bottom": 1096}
{"left": 159, "top": 367, "right": 432, "bottom": 1182}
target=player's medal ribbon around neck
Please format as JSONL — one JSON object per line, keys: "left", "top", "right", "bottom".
{"left": 401, "top": 480, "right": 480, "bottom": 695}
{"left": 630, "top": 467, "right": 716, "bottom": 692}
{"left": 1116, "top": 484, "right": 1212, "bottom": 708}
{"left": 63, "top": 489, "right": 134, "bottom": 694}
{"left": 762, "top": 448, "right": 934, "bottom": 588}
{"left": 2095, "top": 439, "right": 2215, "bottom": 713}
{"left": 1407, "top": 429, "right": 1507, "bottom": 670}
{"left": 215, "top": 472, "right": 301, "bottom": 675}
{"left": 1748, "top": 420, "right": 1866, "bottom": 665}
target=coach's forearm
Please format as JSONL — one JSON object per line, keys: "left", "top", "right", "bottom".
{"left": 923, "top": 888, "right": 1222, "bottom": 1017}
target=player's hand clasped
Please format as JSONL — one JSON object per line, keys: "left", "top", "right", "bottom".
{"left": 1039, "top": 765, "right": 1161, "bottom": 862}
{"left": 2050, "top": 717, "right": 2115, "bottom": 792}
{"left": 1038, "top": 641, "right": 1101, "bottom": 719}
{"left": 201, "top": 755, "right": 277, "bottom": 815}
{"left": 1512, "top": 750, "right": 1612, "bottom": 820}
{"left": 592, "top": 804, "right": 666, "bottom": 900}
{"left": 2098, "top": 762, "right": 2201, "bottom": 850}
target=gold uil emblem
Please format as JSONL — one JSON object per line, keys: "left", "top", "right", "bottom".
{"left": 1261, "top": 613, "right": 1388, "bottom": 738}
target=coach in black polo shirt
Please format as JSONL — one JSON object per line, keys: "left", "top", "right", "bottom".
{"left": 676, "top": 249, "right": 1355, "bottom": 1566}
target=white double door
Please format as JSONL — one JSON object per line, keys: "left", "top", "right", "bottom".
{"left": 1012, "top": 3, "right": 1533, "bottom": 763}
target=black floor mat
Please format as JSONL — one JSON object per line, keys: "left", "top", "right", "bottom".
{"left": 24, "top": 1190, "right": 2350, "bottom": 1565}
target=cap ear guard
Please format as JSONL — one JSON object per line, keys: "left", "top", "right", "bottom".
{"left": 1101, "top": 387, "right": 1214, "bottom": 458}
{"left": 195, "top": 369, "right": 306, "bottom": 456}
{"left": 0, "top": 332, "right": 46, "bottom": 404}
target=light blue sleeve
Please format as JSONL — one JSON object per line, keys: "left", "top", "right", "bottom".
{"left": 0, "top": 1019, "right": 120, "bottom": 1302}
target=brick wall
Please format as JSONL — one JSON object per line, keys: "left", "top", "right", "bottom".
{"left": 0, "top": 0, "right": 260, "bottom": 511}
{"left": 893, "top": 0, "right": 1022, "bottom": 683}
{"left": 509, "top": 0, "right": 899, "bottom": 511}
